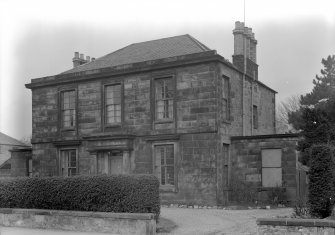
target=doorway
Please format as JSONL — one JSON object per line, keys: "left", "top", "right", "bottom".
{"left": 97, "top": 151, "right": 123, "bottom": 175}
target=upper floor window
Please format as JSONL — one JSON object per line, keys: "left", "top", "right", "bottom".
{"left": 105, "top": 84, "right": 121, "bottom": 125}
{"left": 61, "top": 90, "right": 76, "bottom": 128}
{"left": 155, "top": 78, "right": 174, "bottom": 121}
{"left": 253, "top": 105, "right": 258, "bottom": 129}
{"left": 222, "top": 76, "right": 230, "bottom": 121}
{"left": 60, "top": 149, "right": 77, "bottom": 177}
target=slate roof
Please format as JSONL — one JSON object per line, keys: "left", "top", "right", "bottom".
{"left": 0, "top": 132, "right": 27, "bottom": 146}
{"left": 0, "top": 159, "right": 10, "bottom": 170}
{"left": 62, "top": 34, "right": 211, "bottom": 74}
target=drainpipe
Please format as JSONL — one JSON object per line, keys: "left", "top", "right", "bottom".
{"left": 242, "top": 29, "right": 246, "bottom": 136}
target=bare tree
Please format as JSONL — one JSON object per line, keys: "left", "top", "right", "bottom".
{"left": 276, "top": 95, "right": 301, "bottom": 134}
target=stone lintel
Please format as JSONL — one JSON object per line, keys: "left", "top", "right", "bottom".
{"left": 87, "top": 146, "right": 133, "bottom": 153}
{"left": 231, "top": 133, "right": 300, "bottom": 141}
{"left": 53, "top": 140, "right": 82, "bottom": 146}
{"left": 144, "top": 134, "right": 181, "bottom": 142}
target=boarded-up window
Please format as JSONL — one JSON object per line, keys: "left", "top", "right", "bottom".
{"left": 155, "top": 78, "right": 174, "bottom": 121}
{"left": 60, "top": 149, "right": 77, "bottom": 176}
{"left": 62, "top": 90, "right": 76, "bottom": 128}
{"left": 105, "top": 84, "right": 121, "bottom": 124}
{"left": 154, "top": 144, "right": 175, "bottom": 186}
{"left": 261, "top": 149, "right": 282, "bottom": 187}
{"left": 222, "top": 76, "right": 230, "bottom": 121}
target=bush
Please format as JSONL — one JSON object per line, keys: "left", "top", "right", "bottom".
{"left": 293, "top": 200, "right": 309, "bottom": 218}
{"left": 229, "top": 177, "right": 258, "bottom": 204}
{"left": 308, "top": 144, "right": 334, "bottom": 218}
{"left": 0, "top": 174, "right": 160, "bottom": 220}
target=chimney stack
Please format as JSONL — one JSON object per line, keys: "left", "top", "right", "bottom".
{"left": 72, "top": 52, "right": 94, "bottom": 68}
{"left": 232, "top": 21, "right": 258, "bottom": 80}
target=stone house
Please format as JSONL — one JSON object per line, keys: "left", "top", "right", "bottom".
{"left": 25, "top": 21, "right": 300, "bottom": 205}
{"left": 0, "top": 132, "right": 30, "bottom": 177}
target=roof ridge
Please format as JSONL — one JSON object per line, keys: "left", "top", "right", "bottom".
{"left": 186, "top": 34, "right": 211, "bottom": 51}
{"left": 131, "top": 34, "right": 190, "bottom": 45}
{"left": 61, "top": 34, "right": 212, "bottom": 74}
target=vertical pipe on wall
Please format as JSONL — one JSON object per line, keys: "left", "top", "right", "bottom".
{"left": 242, "top": 30, "right": 246, "bottom": 136}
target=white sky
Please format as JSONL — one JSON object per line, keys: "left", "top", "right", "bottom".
{"left": 0, "top": 0, "right": 334, "bottom": 140}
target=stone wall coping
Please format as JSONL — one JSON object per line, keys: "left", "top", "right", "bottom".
{"left": 231, "top": 133, "right": 300, "bottom": 141}
{"left": 257, "top": 218, "right": 335, "bottom": 228}
{"left": 0, "top": 208, "right": 155, "bottom": 220}
{"left": 8, "top": 147, "right": 32, "bottom": 152}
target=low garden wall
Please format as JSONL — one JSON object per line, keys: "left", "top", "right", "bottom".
{"left": 257, "top": 218, "right": 335, "bottom": 235}
{"left": 0, "top": 208, "right": 156, "bottom": 235}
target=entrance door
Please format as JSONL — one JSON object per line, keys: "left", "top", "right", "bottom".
{"left": 97, "top": 151, "right": 123, "bottom": 175}
{"left": 109, "top": 152, "right": 123, "bottom": 174}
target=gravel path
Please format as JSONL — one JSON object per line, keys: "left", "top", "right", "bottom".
{"left": 159, "top": 207, "right": 292, "bottom": 235}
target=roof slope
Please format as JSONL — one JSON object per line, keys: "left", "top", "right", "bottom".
{"left": 0, "top": 132, "right": 27, "bottom": 146}
{"left": 0, "top": 159, "right": 11, "bottom": 170}
{"left": 62, "top": 34, "right": 211, "bottom": 74}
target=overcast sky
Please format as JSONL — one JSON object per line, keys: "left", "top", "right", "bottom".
{"left": 0, "top": 0, "right": 334, "bottom": 140}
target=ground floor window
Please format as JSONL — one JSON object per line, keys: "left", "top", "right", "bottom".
{"left": 261, "top": 149, "right": 282, "bottom": 187}
{"left": 60, "top": 149, "right": 77, "bottom": 176}
{"left": 97, "top": 151, "right": 123, "bottom": 175}
{"left": 154, "top": 144, "right": 175, "bottom": 187}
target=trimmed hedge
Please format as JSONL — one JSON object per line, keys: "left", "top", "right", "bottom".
{"left": 308, "top": 144, "right": 334, "bottom": 218}
{"left": 0, "top": 174, "right": 160, "bottom": 220}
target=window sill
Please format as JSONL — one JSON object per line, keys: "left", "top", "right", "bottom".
{"left": 104, "top": 124, "right": 122, "bottom": 128}
{"left": 222, "top": 119, "right": 231, "bottom": 124}
{"left": 258, "top": 187, "right": 286, "bottom": 192}
{"left": 154, "top": 120, "right": 174, "bottom": 124}
{"left": 61, "top": 127, "right": 76, "bottom": 132}
{"left": 159, "top": 186, "right": 177, "bottom": 193}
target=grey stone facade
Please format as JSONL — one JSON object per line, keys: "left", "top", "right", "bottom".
{"left": 24, "top": 22, "right": 299, "bottom": 205}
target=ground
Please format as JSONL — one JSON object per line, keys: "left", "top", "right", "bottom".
{"left": 158, "top": 207, "right": 292, "bottom": 235}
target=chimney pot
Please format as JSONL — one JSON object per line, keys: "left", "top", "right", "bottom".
{"left": 91, "top": 57, "right": 95, "bottom": 61}
{"left": 74, "top": 52, "right": 79, "bottom": 58}
{"left": 80, "top": 53, "right": 84, "bottom": 60}
{"left": 86, "top": 56, "right": 90, "bottom": 62}
{"left": 232, "top": 21, "right": 258, "bottom": 78}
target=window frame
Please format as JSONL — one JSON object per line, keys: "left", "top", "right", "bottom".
{"left": 153, "top": 76, "right": 175, "bottom": 123}
{"left": 59, "top": 148, "right": 78, "bottom": 177}
{"left": 152, "top": 142, "right": 177, "bottom": 192}
{"left": 102, "top": 82, "right": 123, "bottom": 129}
{"left": 261, "top": 148, "right": 282, "bottom": 188}
{"left": 221, "top": 75, "right": 230, "bottom": 122}
{"left": 60, "top": 89, "right": 77, "bottom": 131}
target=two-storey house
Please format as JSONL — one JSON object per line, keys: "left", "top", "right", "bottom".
{"left": 25, "top": 22, "right": 300, "bottom": 205}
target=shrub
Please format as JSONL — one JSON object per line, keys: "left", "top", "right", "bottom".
{"left": 0, "top": 174, "right": 160, "bottom": 220}
{"left": 308, "top": 144, "right": 334, "bottom": 218}
{"left": 293, "top": 200, "right": 309, "bottom": 218}
{"left": 229, "top": 177, "right": 258, "bottom": 204}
